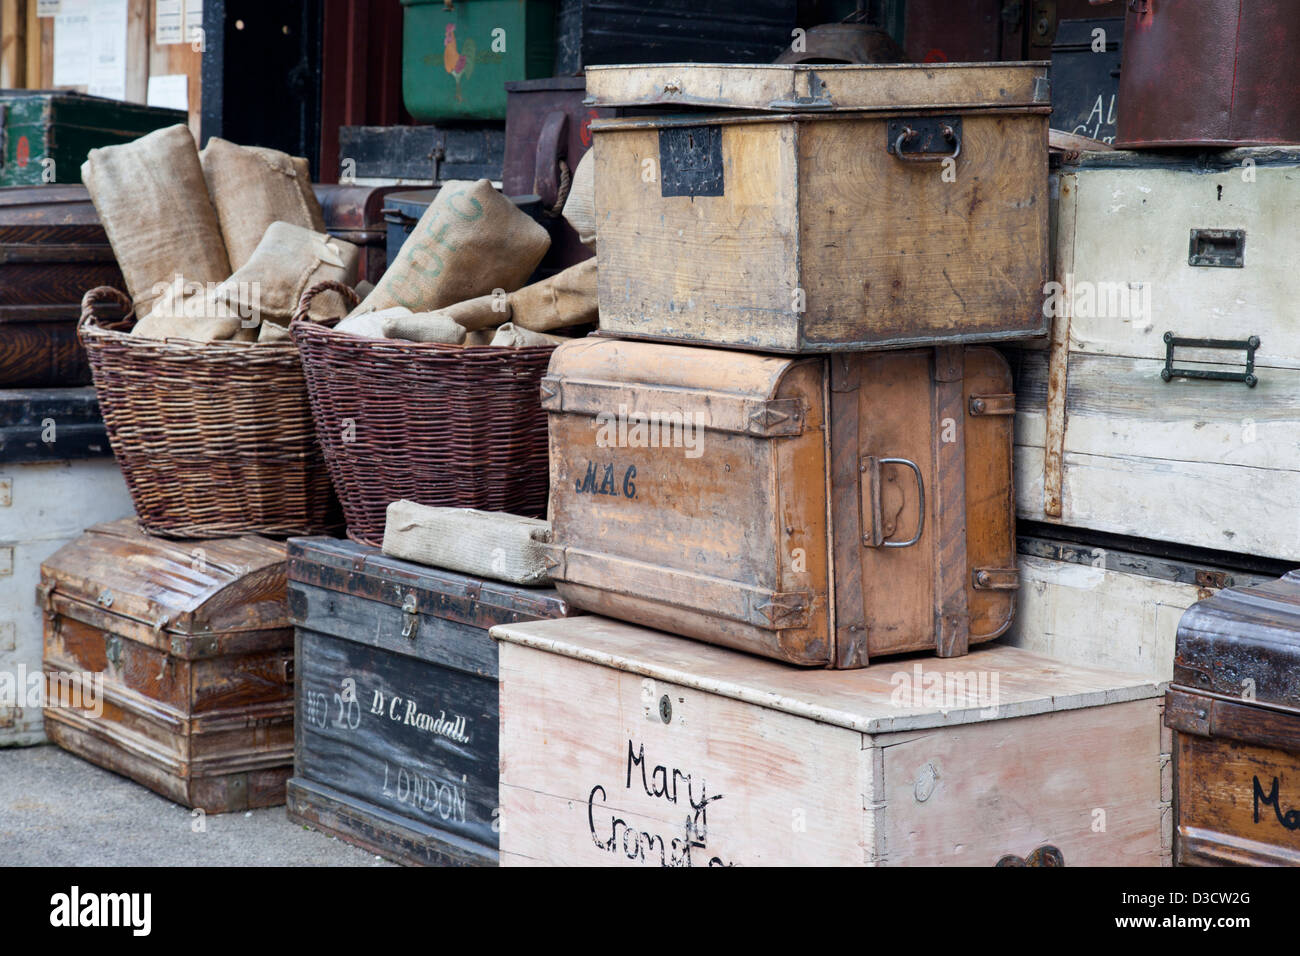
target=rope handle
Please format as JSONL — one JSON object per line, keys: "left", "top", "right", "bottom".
{"left": 291, "top": 279, "right": 361, "bottom": 328}
{"left": 79, "top": 286, "right": 135, "bottom": 334}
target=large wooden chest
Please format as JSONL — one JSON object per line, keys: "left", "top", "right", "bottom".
{"left": 1167, "top": 573, "right": 1300, "bottom": 866}
{"left": 0, "top": 185, "right": 126, "bottom": 388}
{"left": 39, "top": 520, "right": 293, "bottom": 810}
{"left": 542, "top": 338, "right": 1017, "bottom": 666}
{"left": 0, "top": 91, "right": 186, "bottom": 187}
{"left": 285, "top": 537, "right": 572, "bottom": 866}
{"left": 0, "top": 392, "right": 132, "bottom": 746}
{"left": 1016, "top": 148, "right": 1300, "bottom": 561}
{"left": 585, "top": 62, "right": 1050, "bottom": 353}
{"left": 494, "top": 615, "right": 1167, "bottom": 866}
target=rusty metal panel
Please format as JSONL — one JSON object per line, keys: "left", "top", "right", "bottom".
{"left": 1116, "top": 0, "right": 1300, "bottom": 147}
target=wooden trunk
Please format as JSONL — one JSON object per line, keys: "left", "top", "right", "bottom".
{"left": 285, "top": 537, "right": 572, "bottom": 866}
{"left": 312, "top": 183, "right": 406, "bottom": 288}
{"left": 1016, "top": 148, "right": 1300, "bottom": 561}
{"left": 0, "top": 91, "right": 186, "bottom": 187}
{"left": 0, "top": 399, "right": 132, "bottom": 747}
{"left": 1007, "top": 531, "right": 1279, "bottom": 682}
{"left": 585, "top": 62, "right": 1050, "bottom": 353}
{"left": 0, "top": 184, "right": 126, "bottom": 388}
{"left": 39, "top": 520, "right": 293, "bottom": 811}
{"left": 1167, "top": 573, "right": 1300, "bottom": 866}
{"left": 494, "top": 615, "right": 1167, "bottom": 866}
{"left": 542, "top": 338, "right": 1017, "bottom": 666}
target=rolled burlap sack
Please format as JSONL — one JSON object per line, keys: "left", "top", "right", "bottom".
{"left": 213, "top": 222, "right": 359, "bottom": 326}
{"left": 350, "top": 179, "right": 550, "bottom": 315}
{"left": 200, "top": 138, "right": 326, "bottom": 270}
{"left": 334, "top": 308, "right": 467, "bottom": 344}
{"left": 82, "top": 125, "right": 231, "bottom": 319}
{"left": 489, "top": 324, "right": 572, "bottom": 348}
{"left": 508, "top": 258, "right": 597, "bottom": 332}
{"left": 563, "top": 151, "right": 596, "bottom": 249}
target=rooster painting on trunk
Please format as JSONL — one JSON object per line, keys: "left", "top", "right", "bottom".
{"left": 444, "top": 24, "right": 476, "bottom": 101}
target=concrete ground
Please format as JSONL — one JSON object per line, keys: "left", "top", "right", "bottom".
{"left": 0, "top": 745, "right": 395, "bottom": 866}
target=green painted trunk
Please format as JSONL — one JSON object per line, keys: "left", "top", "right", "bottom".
{"left": 401, "top": 0, "right": 557, "bottom": 122}
{"left": 0, "top": 92, "right": 186, "bottom": 188}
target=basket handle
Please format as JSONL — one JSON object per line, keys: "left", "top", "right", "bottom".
{"left": 79, "top": 286, "right": 135, "bottom": 333}
{"left": 292, "top": 280, "right": 361, "bottom": 328}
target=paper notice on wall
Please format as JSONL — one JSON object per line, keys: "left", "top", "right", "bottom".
{"left": 88, "top": 0, "right": 129, "bottom": 101}
{"left": 38, "top": 0, "right": 63, "bottom": 16}
{"left": 52, "top": 0, "right": 91, "bottom": 87}
{"left": 156, "top": 0, "right": 183, "bottom": 44}
{"left": 147, "top": 73, "right": 188, "bottom": 111}
{"left": 184, "top": 0, "right": 204, "bottom": 46}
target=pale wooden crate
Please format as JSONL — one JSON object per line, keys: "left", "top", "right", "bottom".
{"left": 0, "top": 459, "right": 133, "bottom": 746}
{"left": 1017, "top": 148, "right": 1300, "bottom": 561}
{"left": 494, "top": 615, "right": 1166, "bottom": 867}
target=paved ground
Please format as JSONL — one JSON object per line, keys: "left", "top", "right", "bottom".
{"left": 0, "top": 745, "right": 395, "bottom": 866}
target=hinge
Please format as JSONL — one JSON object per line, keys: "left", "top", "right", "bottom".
{"left": 755, "top": 592, "right": 812, "bottom": 629}
{"left": 747, "top": 399, "right": 805, "bottom": 437}
{"left": 973, "top": 567, "right": 1020, "bottom": 590}
{"left": 969, "top": 393, "right": 1015, "bottom": 416}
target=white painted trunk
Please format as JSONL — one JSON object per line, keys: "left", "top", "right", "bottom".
{"left": 0, "top": 459, "right": 134, "bottom": 746}
{"left": 1018, "top": 151, "right": 1300, "bottom": 560}
{"left": 494, "top": 615, "right": 1167, "bottom": 867}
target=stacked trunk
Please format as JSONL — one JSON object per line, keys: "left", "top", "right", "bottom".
{"left": 493, "top": 62, "right": 1168, "bottom": 866}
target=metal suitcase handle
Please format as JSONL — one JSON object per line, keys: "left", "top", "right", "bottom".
{"left": 861, "top": 456, "right": 925, "bottom": 548}
{"left": 888, "top": 117, "right": 962, "bottom": 163}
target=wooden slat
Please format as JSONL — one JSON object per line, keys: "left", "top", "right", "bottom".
{"left": 1, "top": 0, "right": 25, "bottom": 88}
{"left": 492, "top": 615, "right": 1163, "bottom": 734}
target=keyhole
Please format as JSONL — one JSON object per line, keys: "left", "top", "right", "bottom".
{"left": 658, "top": 695, "right": 672, "bottom": 723}
{"left": 1217, "top": 184, "right": 1223, "bottom": 201}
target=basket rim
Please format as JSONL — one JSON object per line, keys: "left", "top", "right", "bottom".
{"left": 290, "top": 317, "right": 560, "bottom": 355}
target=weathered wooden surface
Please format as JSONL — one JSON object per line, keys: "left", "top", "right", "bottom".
{"left": 593, "top": 109, "right": 1048, "bottom": 352}
{"left": 294, "top": 628, "right": 499, "bottom": 854}
{"left": 286, "top": 537, "right": 571, "bottom": 865}
{"left": 1006, "top": 535, "right": 1272, "bottom": 681}
{"left": 545, "top": 338, "right": 1016, "bottom": 665}
{"left": 1016, "top": 152, "right": 1300, "bottom": 559}
{"left": 495, "top": 615, "right": 1165, "bottom": 866}
{"left": 39, "top": 520, "right": 293, "bottom": 810}
{"left": 584, "top": 62, "right": 1051, "bottom": 113}
{"left": 0, "top": 458, "right": 132, "bottom": 745}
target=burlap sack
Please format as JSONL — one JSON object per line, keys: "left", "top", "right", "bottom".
{"left": 82, "top": 124, "right": 231, "bottom": 319}
{"left": 563, "top": 151, "right": 596, "bottom": 249}
{"left": 508, "top": 258, "right": 598, "bottom": 332}
{"left": 200, "top": 137, "right": 326, "bottom": 270}
{"left": 213, "top": 222, "right": 359, "bottom": 326}
{"left": 351, "top": 179, "right": 550, "bottom": 315}
{"left": 335, "top": 308, "right": 467, "bottom": 344}
{"left": 490, "top": 323, "right": 572, "bottom": 348}
{"left": 440, "top": 292, "right": 512, "bottom": 330}
{"left": 383, "top": 500, "right": 553, "bottom": 585}
{"left": 131, "top": 280, "right": 246, "bottom": 342}
{"left": 462, "top": 328, "right": 496, "bottom": 346}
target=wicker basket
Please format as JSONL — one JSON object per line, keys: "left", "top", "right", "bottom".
{"left": 291, "top": 282, "right": 555, "bottom": 547}
{"left": 78, "top": 287, "right": 341, "bottom": 538}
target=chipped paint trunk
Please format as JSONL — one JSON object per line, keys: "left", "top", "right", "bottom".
{"left": 39, "top": 520, "right": 293, "bottom": 810}
{"left": 0, "top": 390, "right": 132, "bottom": 746}
{"left": 584, "top": 62, "right": 1050, "bottom": 353}
{"left": 285, "top": 537, "right": 573, "bottom": 866}
{"left": 542, "top": 337, "right": 1017, "bottom": 666}
{"left": 1168, "top": 573, "right": 1300, "bottom": 866}
{"left": 1014, "top": 147, "right": 1300, "bottom": 562}
{"left": 493, "top": 615, "right": 1167, "bottom": 866}
{"left": 0, "top": 91, "right": 186, "bottom": 187}
{"left": 0, "top": 185, "right": 127, "bottom": 388}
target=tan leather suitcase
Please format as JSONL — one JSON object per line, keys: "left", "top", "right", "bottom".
{"left": 542, "top": 338, "right": 1017, "bottom": 666}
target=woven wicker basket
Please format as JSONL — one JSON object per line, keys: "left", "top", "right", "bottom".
{"left": 78, "top": 286, "right": 341, "bottom": 538}
{"left": 291, "top": 281, "right": 555, "bottom": 547}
